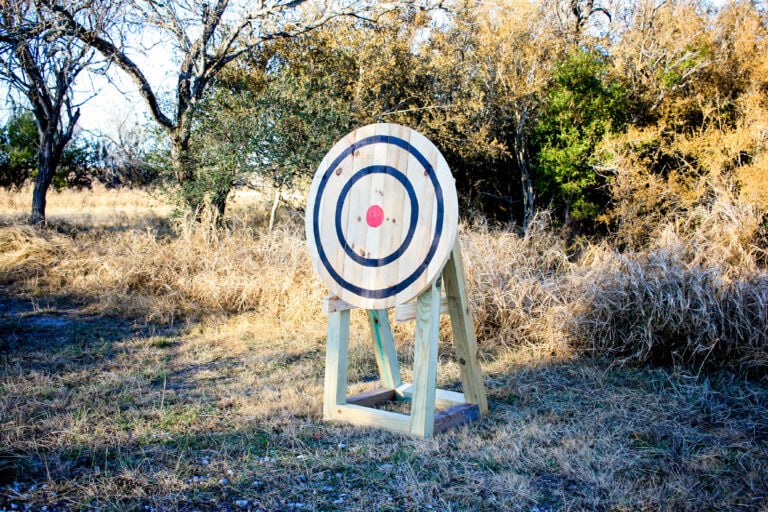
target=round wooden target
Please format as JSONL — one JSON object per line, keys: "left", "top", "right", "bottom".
{"left": 305, "top": 123, "right": 459, "bottom": 310}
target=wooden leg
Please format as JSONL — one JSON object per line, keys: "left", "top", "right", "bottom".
{"left": 443, "top": 242, "right": 488, "bottom": 415}
{"left": 409, "top": 278, "right": 442, "bottom": 438}
{"left": 368, "top": 309, "right": 402, "bottom": 389}
{"left": 324, "top": 309, "right": 350, "bottom": 420}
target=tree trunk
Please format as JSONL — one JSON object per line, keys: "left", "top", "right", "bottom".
{"left": 513, "top": 113, "right": 535, "bottom": 232}
{"left": 170, "top": 130, "right": 206, "bottom": 216}
{"left": 516, "top": 147, "right": 535, "bottom": 232}
{"left": 170, "top": 132, "right": 191, "bottom": 185}
{"left": 30, "top": 142, "right": 57, "bottom": 225}
{"left": 30, "top": 179, "right": 48, "bottom": 225}
{"left": 268, "top": 187, "right": 281, "bottom": 233}
{"left": 211, "top": 189, "right": 228, "bottom": 221}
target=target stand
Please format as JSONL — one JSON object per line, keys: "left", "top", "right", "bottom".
{"left": 306, "top": 124, "right": 487, "bottom": 438}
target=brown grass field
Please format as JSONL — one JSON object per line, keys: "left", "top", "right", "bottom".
{"left": 1, "top": 185, "right": 767, "bottom": 511}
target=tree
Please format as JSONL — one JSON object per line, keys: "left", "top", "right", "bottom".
{"left": 0, "top": 0, "right": 98, "bottom": 223}
{"left": 92, "top": 121, "right": 164, "bottom": 188}
{"left": 184, "top": 47, "right": 352, "bottom": 222}
{"left": 532, "top": 49, "right": 627, "bottom": 230}
{"left": 435, "top": 0, "right": 558, "bottom": 228}
{"left": 0, "top": 110, "right": 37, "bottom": 189}
{"left": 600, "top": 0, "right": 768, "bottom": 246}
{"left": 51, "top": 0, "right": 440, "bottom": 216}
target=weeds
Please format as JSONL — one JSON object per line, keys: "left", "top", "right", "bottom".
{"left": 1, "top": 187, "right": 766, "bottom": 376}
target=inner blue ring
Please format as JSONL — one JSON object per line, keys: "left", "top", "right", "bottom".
{"left": 313, "top": 134, "right": 444, "bottom": 300}
{"left": 335, "top": 165, "right": 418, "bottom": 267}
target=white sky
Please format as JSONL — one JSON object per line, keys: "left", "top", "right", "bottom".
{"left": 74, "top": 42, "right": 177, "bottom": 140}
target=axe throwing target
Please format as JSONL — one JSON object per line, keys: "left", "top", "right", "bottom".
{"left": 306, "top": 124, "right": 458, "bottom": 310}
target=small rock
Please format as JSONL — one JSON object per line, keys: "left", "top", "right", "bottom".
{"left": 219, "top": 478, "right": 230, "bottom": 485}
{"left": 234, "top": 500, "right": 249, "bottom": 509}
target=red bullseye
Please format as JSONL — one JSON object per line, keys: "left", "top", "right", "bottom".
{"left": 366, "top": 205, "right": 384, "bottom": 228}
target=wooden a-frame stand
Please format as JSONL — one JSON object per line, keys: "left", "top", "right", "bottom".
{"left": 322, "top": 242, "right": 488, "bottom": 438}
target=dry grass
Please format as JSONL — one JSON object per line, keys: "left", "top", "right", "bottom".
{"left": 1, "top": 189, "right": 766, "bottom": 374}
{"left": 572, "top": 192, "right": 768, "bottom": 375}
{"left": 1, "top": 187, "right": 767, "bottom": 510}
{"left": 0, "top": 187, "right": 322, "bottom": 324}
{"left": 0, "top": 184, "right": 172, "bottom": 228}
{"left": 1, "top": 303, "right": 766, "bottom": 511}
{"left": 574, "top": 249, "right": 768, "bottom": 376}
{"left": 58, "top": 220, "right": 321, "bottom": 324}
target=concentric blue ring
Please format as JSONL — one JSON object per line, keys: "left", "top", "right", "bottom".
{"left": 312, "top": 135, "right": 444, "bottom": 300}
{"left": 335, "top": 165, "right": 418, "bottom": 267}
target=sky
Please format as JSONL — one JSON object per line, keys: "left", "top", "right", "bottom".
{"left": 74, "top": 42, "right": 177, "bottom": 140}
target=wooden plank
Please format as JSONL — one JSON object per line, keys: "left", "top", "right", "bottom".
{"left": 346, "top": 388, "right": 397, "bottom": 407}
{"left": 394, "top": 296, "right": 449, "bottom": 323}
{"left": 360, "top": 125, "right": 390, "bottom": 297}
{"left": 396, "top": 383, "right": 466, "bottom": 409}
{"left": 368, "top": 309, "right": 402, "bottom": 389}
{"left": 330, "top": 404, "right": 411, "bottom": 435}
{"left": 443, "top": 242, "right": 488, "bottom": 415}
{"left": 433, "top": 403, "right": 481, "bottom": 434}
{"left": 396, "top": 141, "right": 435, "bottom": 305}
{"left": 323, "top": 310, "right": 350, "bottom": 420}
{"left": 379, "top": 124, "right": 410, "bottom": 293}
{"left": 409, "top": 278, "right": 441, "bottom": 438}
{"left": 323, "top": 296, "right": 356, "bottom": 314}
{"left": 337, "top": 127, "right": 373, "bottom": 308}
{"left": 313, "top": 130, "right": 355, "bottom": 307}
{"left": 414, "top": 127, "right": 458, "bottom": 300}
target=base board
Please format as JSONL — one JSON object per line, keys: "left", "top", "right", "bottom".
{"left": 341, "top": 386, "right": 481, "bottom": 435}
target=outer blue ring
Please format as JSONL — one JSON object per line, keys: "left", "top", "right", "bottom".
{"left": 313, "top": 134, "right": 444, "bottom": 300}
{"left": 335, "top": 165, "right": 418, "bottom": 267}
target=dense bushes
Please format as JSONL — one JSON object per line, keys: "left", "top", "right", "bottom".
{"left": 1, "top": 190, "right": 765, "bottom": 378}
{"left": 576, "top": 252, "right": 767, "bottom": 375}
